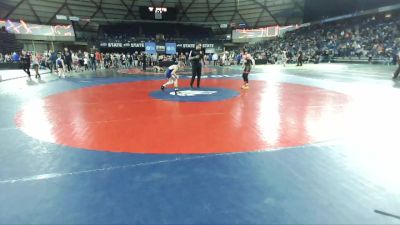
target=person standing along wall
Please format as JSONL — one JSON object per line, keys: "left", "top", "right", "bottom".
{"left": 20, "top": 50, "right": 31, "bottom": 79}
{"left": 142, "top": 52, "right": 147, "bottom": 71}
{"left": 297, "top": 50, "right": 303, "bottom": 66}
{"left": 63, "top": 48, "right": 72, "bottom": 72}
{"left": 393, "top": 51, "right": 400, "bottom": 80}
{"left": 89, "top": 51, "right": 96, "bottom": 71}
{"left": 32, "top": 53, "right": 40, "bottom": 79}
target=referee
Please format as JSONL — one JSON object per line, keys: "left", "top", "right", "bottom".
{"left": 189, "top": 44, "right": 204, "bottom": 88}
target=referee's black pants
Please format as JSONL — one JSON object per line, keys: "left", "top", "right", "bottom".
{"left": 190, "top": 65, "right": 202, "bottom": 88}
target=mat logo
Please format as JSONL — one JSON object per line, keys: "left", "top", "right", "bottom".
{"left": 169, "top": 90, "right": 218, "bottom": 96}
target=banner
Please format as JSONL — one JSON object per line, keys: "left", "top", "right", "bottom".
{"left": 176, "top": 43, "right": 195, "bottom": 49}
{"left": 145, "top": 42, "right": 156, "bottom": 54}
{"left": 0, "top": 19, "right": 74, "bottom": 37}
{"left": 156, "top": 44, "right": 165, "bottom": 53}
{"left": 232, "top": 26, "right": 279, "bottom": 40}
{"left": 106, "top": 43, "right": 123, "bottom": 48}
{"left": 202, "top": 44, "right": 215, "bottom": 48}
{"left": 130, "top": 42, "right": 145, "bottom": 48}
{"left": 165, "top": 42, "right": 177, "bottom": 54}
{"left": 99, "top": 41, "right": 216, "bottom": 50}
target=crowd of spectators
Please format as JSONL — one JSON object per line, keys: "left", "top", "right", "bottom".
{"left": 3, "top": 12, "right": 400, "bottom": 72}
{"left": 0, "top": 48, "right": 220, "bottom": 77}
{"left": 0, "top": 48, "right": 245, "bottom": 78}
{"left": 98, "top": 23, "right": 215, "bottom": 44}
{"left": 247, "top": 13, "right": 400, "bottom": 65}
{"left": 98, "top": 33, "right": 218, "bottom": 44}
{"left": 0, "top": 52, "right": 21, "bottom": 63}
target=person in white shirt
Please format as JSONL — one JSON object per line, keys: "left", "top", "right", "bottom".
{"left": 221, "top": 53, "right": 226, "bottom": 66}
{"left": 282, "top": 50, "right": 287, "bottom": 67}
{"left": 32, "top": 53, "right": 41, "bottom": 79}
{"left": 212, "top": 53, "right": 218, "bottom": 66}
{"left": 84, "top": 56, "right": 89, "bottom": 70}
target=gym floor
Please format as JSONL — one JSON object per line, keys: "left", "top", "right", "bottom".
{"left": 0, "top": 63, "right": 399, "bottom": 224}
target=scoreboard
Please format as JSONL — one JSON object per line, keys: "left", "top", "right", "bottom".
{"left": 139, "top": 7, "right": 177, "bottom": 20}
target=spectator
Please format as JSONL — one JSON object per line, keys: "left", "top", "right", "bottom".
{"left": 50, "top": 50, "right": 58, "bottom": 73}
{"left": 89, "top": 51, "right": 96, "bottom": 71}
{"left": 212, "top": 53, "right": 218, "bottom": 66}
{"left": 63, "top": 48, "right": 72, "bottom": 72}
{"left": 12, "top": 52, "right": 20, "bottom": 62}
{"left": 32, "top": 53, "right": 41, "bottom": 79}
{"left": 393, "top": 51, "right": 400, "bottom": 79}
{"left": 20, "top": 50, "right": 31, "bottom": 79}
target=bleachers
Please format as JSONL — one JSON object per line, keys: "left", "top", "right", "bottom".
{"left": 0, "top": 32, "right": 23, "bottom": 54}
{"left": 98, "top": 23, "right": 214, "bottom": 43}
{"left": 247, "top": 12, "right": 400, "bottom": 64}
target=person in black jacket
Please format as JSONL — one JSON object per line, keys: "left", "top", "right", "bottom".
{"left": 142, "top": 52, "right": 147, "bottom": 71}
{"left": 63, "top": 48, "right": 72, "bottom": 72}
{"left": 297, "top": 50, "right": 303, "bottom": 66}
{"left": 20, "top": 50, "right": 31, "bottom": 78}
{"left": 189, "top": 44, "right": 204, "bottom": 88}
{"left": 393, "top": 52, "right": 400, "bottom": 80}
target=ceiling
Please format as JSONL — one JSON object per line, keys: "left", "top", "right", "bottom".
{"left": 0, "top": 0, "right": 305, "bottom": 31}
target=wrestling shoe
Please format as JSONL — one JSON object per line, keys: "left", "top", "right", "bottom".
{"left": 242, "top": 84, "right": 249, "bottom": 89}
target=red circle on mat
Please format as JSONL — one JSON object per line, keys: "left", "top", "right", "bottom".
{"left": 15, "top": 79, "right": 350, "bottom": 154}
